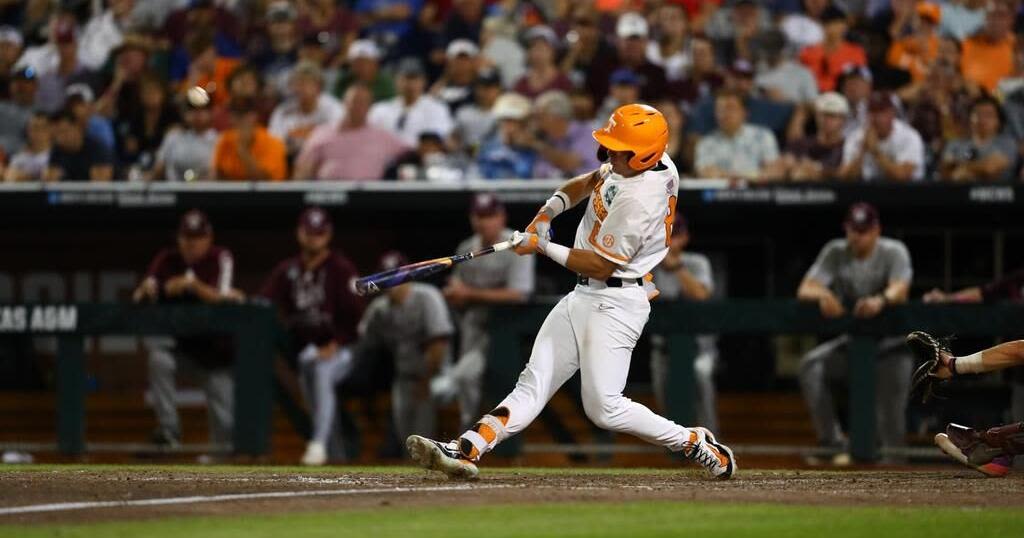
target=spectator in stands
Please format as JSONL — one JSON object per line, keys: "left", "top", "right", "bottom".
{"left": 163, "top": 0, "right": 242, "bottom": 79}
{"left": 78, "top": 0, "right": 136, "bottom": 70}
{"left": 562, "top": 8, "right": 615, "bottom": 96}
{"left": 293, "top": 84, "right": 408, "bottom": 181}
{"left": 251, "top": 1, "right": 301, "bottom": 97}
{"left": 178, "top": 31, "right": 241, "bottom": 108}
{"left": 657, "top": 99, "right": 688, "bottom": 167}
{"left": 479, "top": 15, "right": 525, "bottom": 88}
{"left": 902, "top": 56, "right": 978, "bottom": 165}
{"left": 839, "top": 65, "right": 872, "bottom": 135}
{"left": 799, "top": 6, "right": 867, "bottom": 92}
{"left": 780, "top": 0, "right": 828, "bottom": 49}
{"left": 384, "top": 131, "right": 464, "bottom": 182}
{"left": 132, "top": 209, "right": 242, "bottom": 450}
{"left": 440, "top": 0, "right": 485, "bottom": 45}
{"left": 532, "top": 90, "right": 600, "bottom": 179}
{"left": 44, "top": 109, "right": 114, "bottom": 182}
{"left": 961, "top": 2, "right": 1014, "bottom": 93}
{"left": 783, "top": 92, "right": 849, "bottom": 180}
{"left": 269, "top": 61, "right": 344, "bottom": 158}
{"left": 32, "top": 19, "right": 93, "bottom": 114}
{"left": 211, "top": 98, "right": 287, "bottom": 181}
{"left": 596, "top": 68, "right": 642, "bottom": 128}
{"left": 212, "top": 65, "right": 273, "bottom": 131}
{"left": 454, "top": 67, "right": 501, "bottom": 153}
{"left": 114, "top": 72, "right": 180, "bottom": 176}
{"left": 15, "top": 13, "right": 76, "bottom": 76}
{"left": 353, "top": 0, "right": 423, "bottom": 53}
{"left": 797, "top": 203, "right": 913, "bottom": 465}
{"left": 705, "top": 0, "right": 773, "bottom": 65}
{"left": 687, "top": 59, "right": 796, "bottom": 141}
{"left": 433, "top": 39, "right": 480, "bottom": 112}
{"left": 0, "top": 28, "right": 23, "bottom": 96}
{"left": 150, "top": 87, "right": 218, "bottom": 182}
{"left": 646, "top": 3, "right": 691, "bottom": 81}
{"left": 64, "top": 83, "right": 116, "bottom": 154}
{"left": 475, "top": 92, "right": 536, "bottom": 179}
{"left": 581, "top": 12, "right": 667, "bottom": 103}
{"left": 886, "top": 2, "right": 941, "bottom": 83}
{"left": 839, "top": 92, "right": 925, "bottom": 181}
{"left": 260, "top": 207, "right": 364, "bottom": 465}
{"left": 369, "top": 57, "right": 454, "bottom": 146}
{"left": 754, "top": 29, "right": 819, "bottom": 105}
{"left": 358, "top": 249, "right": 454, "bottom": 443}
{"left": 940, "top": 0, "right": 986, "bottom": 41}
{"left": 513, "top": 25, "right": 572, "bottom": 99}
{"left": 940, "top": 96, "right": 1017, "bottom": 182}
{"left": 650, "top": 218, "right": 721, "bottom": 433}
{"left": 674, "top": 35, "right": 726, "bottom": 109}
{"left": 94, "top": 36, "right": 153, "bottom": 120}
{"left": 0, "top": 67, "right": 38, "bottom": 157}
{"left": 333, "top": 39, "right": 394, "bottom": 103}
{"left": 297, "top": 33, "right": 340, "bottom": 95}
{"left": 3, "top": 112, "right": 50, "bottom": 182}
{"left": 694, "top": 89, "right": 784, "bottom": 181}
{"left": 438, "top": 193, "right": 534, "bottom": 429}
{"left": 297, "top": 0, "right": 358, "bottom": 56}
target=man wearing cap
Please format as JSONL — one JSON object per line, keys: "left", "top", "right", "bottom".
{"left": 294, "top": 83, "right": 408, "bottom": 180}
{"left": 15, "top": 14, "right": 76, "bottom": 76}
{"left": 333, "top": 39, "right": 395, "bottom": 102}
{"left": 694, "top": 89, "right": 784, "bottom": 181}
{"left": 261, "top": 207, "right": 364, "bottom": 465}
{"left": 369, "top": 57, "right": 454, "bottom": 146}
{"left": 0, "top": 67, "right": 39, "bottom": 156}
{"left": 783, "top": 92, "right": 849, "bottom": 180}
{"left": 596, "top": 68, "right": 643, "bottom": 123}
{"left": 532, "top": 90, "right": 601, "bottom": 179}
{"left": 474, "top": 92, "right": 537, "bottom": 179}
{"left": 44, "top": 108, "right": 114, "bottom": 182}
{"left": 132, "top": 209, "right": 243, "bottom": 449}
{"left": 63, "top": 83, "right": 116, "bottom": 154}
{"left": 433, "top": 39, "right": 481, "bottom": 113}
{"left": 646, "top": 4, "right": 691, "bottom": 82}
{"left": 454, "top": 67, "right": 502, "bottom": 152}
{"left": 251, "top": 1, "right": 301, "bottom": 97}
{"left": 33, "top": 19, "right": 97, "bottom": 115}
{"left": 78, "top": 0, "right": 137, "bottom": 70}
{"left": 838, "top": 91, "right": 925, "bottom": 181}
{"left": 513, "top": 26, "right": 573, "bottom": 100}
{"left": 838, "top": 64, "right": 873, "bottom": 135}
{"left": 150, "top": 87, "right": 219, "bottom": 181}
{"left": 438, "top": 194, "right": 534, "bottom": 428}
{"left": 589, "top": 12, "right": 668, "bottom": 103}
{"left": 754, "top": 29, "right": 819, "bottom": 105}
{"left": 269, "top": 61, "right": 344, "bottom": 157}
{"left": 796, "top": 203, "right": 914, "bottom": 464}
{"left": 358, "top": 251, "right": 454, "bottom": 443}
{"left": 212, "top": 97, "right": 288, "bottom": 181}
{"left": 650, "top": 218, "right": 722, "bottom": 433}
{"left": 798, "top": 6, "right": 868, "bottom": 92}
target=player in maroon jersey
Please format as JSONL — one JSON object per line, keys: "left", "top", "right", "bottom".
{"left": 260, "top": 207, "right": 364, "bottom": 465}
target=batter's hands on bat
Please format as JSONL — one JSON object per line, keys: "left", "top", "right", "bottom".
{"left": 511, "top": 231, "right": 545, "bottom": 256}
{"left": 515, "top": 209, "right": 553, "bottom": 255}
{"left": 818, "top": 292, "right": 845, "bottom": 318}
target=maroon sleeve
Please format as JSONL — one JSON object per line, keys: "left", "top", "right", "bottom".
{"left": 981, "top": 269, "right": 1024, "bottom": 302}
{"left": 259, "top": 260, "right": 290, "bottom": 307}
{"left": 331, "top": 256, "right": 365, "bottom": 346}
{"left": 145, "top": 249, "right": 172, "bottom": 283}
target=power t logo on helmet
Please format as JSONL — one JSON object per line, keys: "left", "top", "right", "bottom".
{"left": 407, "top": 102, "right": 736, "bottom": 481}
{"left": 593, "top": 104, "right": 670, "bottom": 171}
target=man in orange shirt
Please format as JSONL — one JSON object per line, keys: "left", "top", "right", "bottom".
{"left": 799, "top": 7, "right": 867, "bottom": 92}
{"left": 887, "top": 2, "right": 941, "bottom": 82}
{"left": 212, "top": 98, "right": 288, "bottom": 181}
{"left": 961, "top": 2, "right": 1015, "bottom": 93}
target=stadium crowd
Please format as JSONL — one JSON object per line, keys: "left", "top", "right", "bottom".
{"left": 0, "top": 0, "right": 1022, "bottom": 183}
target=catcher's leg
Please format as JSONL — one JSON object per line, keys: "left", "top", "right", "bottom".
{"left": 935, "top": 423, "right": 1021, "bottom": 477}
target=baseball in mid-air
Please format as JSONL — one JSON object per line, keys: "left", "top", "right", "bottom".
{"left": 186, "top": 86, "right": 211, "bottom": 108}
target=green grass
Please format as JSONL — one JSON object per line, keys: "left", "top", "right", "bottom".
{"left": 2, "top": 501, "right": 1023, "bottom": 538}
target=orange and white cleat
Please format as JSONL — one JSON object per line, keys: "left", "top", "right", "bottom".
{"left": 685, "top": 427, "right": 736, "bottom": 480}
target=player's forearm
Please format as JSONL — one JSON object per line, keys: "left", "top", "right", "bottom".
{"left": 952, "top": 286, "right": 984, "bottom": 303}
{"left": 955, "top": 340, "right": 1024, "bottom": 374}
{"left": 565, "top": 248, "right": 617, "bottom": 281}
{"left": 881, "top": 280, "right": 909, "bottom": 305}
{"left": 797, "top": 279, "right": 831, "bottom": 301}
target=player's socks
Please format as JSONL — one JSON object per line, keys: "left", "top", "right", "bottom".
{"left": 458, "top": 407, "right": 510, "bottom": 461}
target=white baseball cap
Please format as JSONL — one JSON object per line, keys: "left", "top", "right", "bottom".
{"left": 446, "top": 38, "right": 480, "bottom": 59}
{"left": 815, "top": 92, "right": 850, "bottom": 116}
{"left": 492, "top": 93, "right": 532, "bottom": 120}
{"left": 347, "top": 39, "right": 380, "bottom": 62}
{"left": 616, "top": 12, "right": 649, "bottom": 39}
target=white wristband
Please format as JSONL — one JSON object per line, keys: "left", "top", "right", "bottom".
{"left": 542, "top": 241, "right": 571, "bottom": 268}
{"left": 955, "top": 352, "right": 985, "bottom": 374}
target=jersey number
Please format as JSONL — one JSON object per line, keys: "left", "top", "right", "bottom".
{"left": 664, "top": 195, "right": 678, "bottom": 246}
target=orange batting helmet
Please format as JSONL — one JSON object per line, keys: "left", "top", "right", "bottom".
{"left": 592, "top": 104, "right": 669, "bottom": 171}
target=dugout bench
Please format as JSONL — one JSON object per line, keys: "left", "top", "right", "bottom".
{"left": 487, "top": 300, "right": 1024, "bottom": 463}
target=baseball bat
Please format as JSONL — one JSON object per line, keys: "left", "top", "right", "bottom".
{"left": 353, "top": 238, "right": 516, "bottom": 296}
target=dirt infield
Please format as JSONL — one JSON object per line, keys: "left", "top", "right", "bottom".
{"left": 1, "top": 467, "right": 1022, "bottom": 525}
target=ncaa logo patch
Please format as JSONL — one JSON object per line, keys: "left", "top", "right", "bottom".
{"left": 602, "top": 234, "right": 615, "bottom": 248}
{"left": 603, "top": 184, "right": 619, "bottom": 207}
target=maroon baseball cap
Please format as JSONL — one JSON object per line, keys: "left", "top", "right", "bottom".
{"left": 867, "top": 91, "right": 896, "bottom": 113}
{"left": 178, "top": 209, "right": 212, "bottom": 237}
{"left": 378, "top": 250, "right": 409, "bottom": 272}
{"left": 844, "top": 202, "right": 880, "bottom": 232}
{"left": 470, "top": 192, "right": 504, "bottom": 216}
{"left": 298, "top": 206, "right": 333, "bottom": 235}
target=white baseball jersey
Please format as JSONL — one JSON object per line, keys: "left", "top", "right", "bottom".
{"left": 573, "top": 156, "right": 681, "bottom": 279}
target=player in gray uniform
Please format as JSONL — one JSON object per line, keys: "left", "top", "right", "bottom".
{"left": 796, "top": 203, "right": 914, "bottom": 464}
{"left": 650, "top": 217, "right": 720, "bottom": 433}
{"left": 440, "top": 194, "right": 535, "bottom": 429}
{"left": 359, "top": 252, "right": 455, "bottom": 442}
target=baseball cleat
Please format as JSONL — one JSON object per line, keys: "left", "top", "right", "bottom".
{"left": 935, "top": 424, "right": 1011, "bottom": 477}
{"left": 301, "top": 441, "right": 327, "bottom": 466}
{"left": 685, "top": 427, "right": 736, "bottom": 480}
{"left": 406, "top": 435, "right": 479, "bottom": 480}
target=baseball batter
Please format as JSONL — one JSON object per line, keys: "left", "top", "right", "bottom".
{"left": 407, "top": 104, "right": 736, "bottom": 480}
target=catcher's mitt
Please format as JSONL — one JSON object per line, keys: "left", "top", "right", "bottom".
{"left": 907, "top": 331, "right": 955, "bottom": 403}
